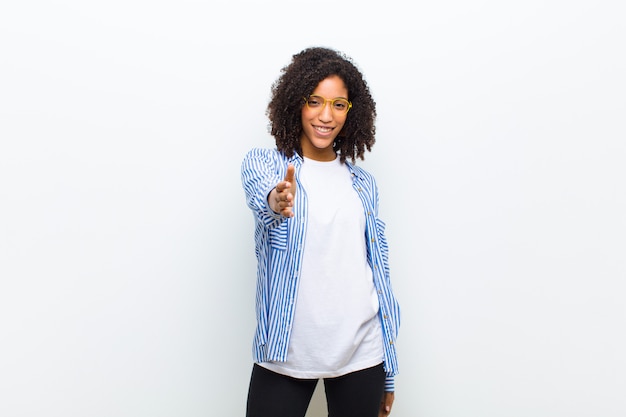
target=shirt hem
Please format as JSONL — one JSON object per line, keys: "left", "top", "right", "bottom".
{"left": 257, "top": 356, "right": 384, "bottom": 380}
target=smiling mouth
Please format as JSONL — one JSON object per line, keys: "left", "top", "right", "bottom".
{"left": 314, "top": 126, "right": 333, "bottom": 134}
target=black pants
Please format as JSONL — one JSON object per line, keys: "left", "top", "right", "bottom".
{"left": 246, "top": 363, "right": 386, "bottom": 417}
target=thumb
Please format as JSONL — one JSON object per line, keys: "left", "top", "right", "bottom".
{"left": 284, "top": 164, "right": 295, "bottom": 185}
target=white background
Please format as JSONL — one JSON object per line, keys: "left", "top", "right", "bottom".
{"left": 1, "top": 1, "right": 625, "bottom": 416}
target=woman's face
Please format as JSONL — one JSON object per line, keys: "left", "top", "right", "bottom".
{"left": 300, "top": 75, "right": 348, "bottom": 161}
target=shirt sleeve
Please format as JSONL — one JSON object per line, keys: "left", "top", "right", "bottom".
{"left": 385, "top": 375, "right": 395, "bottom": 392}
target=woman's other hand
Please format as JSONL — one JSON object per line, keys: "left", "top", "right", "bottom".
{"left": 379, "top": 391, "right": 394, "bottom": 416}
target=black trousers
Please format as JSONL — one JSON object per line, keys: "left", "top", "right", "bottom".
{"left": 246, "top": 363, "right": 386, "bottom": 417}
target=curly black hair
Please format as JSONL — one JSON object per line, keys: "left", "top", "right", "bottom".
{"left": 267, "top": 47, "right": 377, "bottom": 163}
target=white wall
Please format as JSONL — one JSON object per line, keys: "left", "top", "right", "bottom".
{"left": 1, "top": 1, "right": 624, "bottom": 416}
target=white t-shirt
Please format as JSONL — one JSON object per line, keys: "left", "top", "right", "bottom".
{"left": 261, "top": 155, "right": 383, "bottom": 378}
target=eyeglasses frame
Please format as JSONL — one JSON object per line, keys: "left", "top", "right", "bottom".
{"left": 302, "top": 95, "right": 353, "bottom": 114}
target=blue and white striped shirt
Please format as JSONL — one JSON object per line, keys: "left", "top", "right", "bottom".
{"left": 241, "top": 148, "right": 401, "bottom": 391}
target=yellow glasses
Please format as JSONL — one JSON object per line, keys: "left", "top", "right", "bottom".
{"left": 303, "top": 95, "right": 352, "bottom": 114}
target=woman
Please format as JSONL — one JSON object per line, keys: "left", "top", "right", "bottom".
{"left": 241, "top": 46, "right": 400, "bottom": 417}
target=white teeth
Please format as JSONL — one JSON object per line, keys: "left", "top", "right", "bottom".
{"left": 314, "top": 126, "right": 332, "bottom": 133}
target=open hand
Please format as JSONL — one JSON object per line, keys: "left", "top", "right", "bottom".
{"left": 269, "top": 164, "right": 296, "bottom": 217}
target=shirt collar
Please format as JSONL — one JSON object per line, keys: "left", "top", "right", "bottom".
{"left": 290, "top": 152, "right": 364, "bottom": 180}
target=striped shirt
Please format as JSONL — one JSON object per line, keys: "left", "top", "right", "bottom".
{"left": 241, "top": 148, "right": 401, "bottom": 391}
